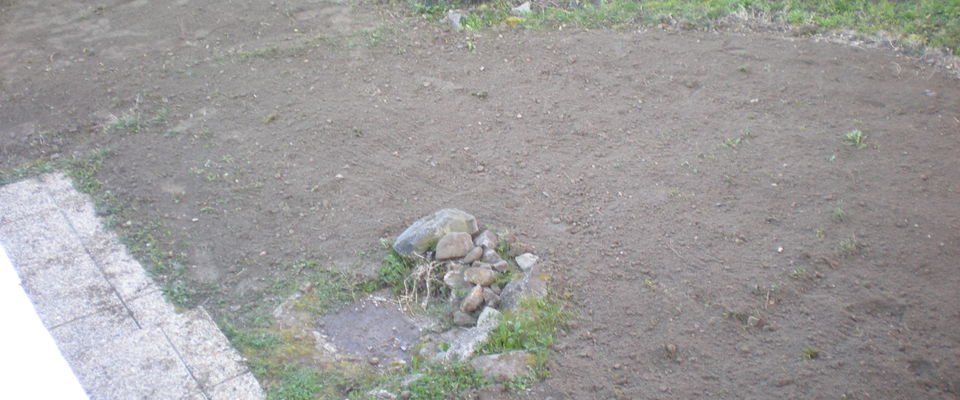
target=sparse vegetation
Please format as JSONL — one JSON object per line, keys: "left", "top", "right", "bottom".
{"left": 831, "top": 207, "right": 848, "bottom": 223}
{"left": 838, "top": 236, "right": 865, "bottom": 257}
{"left": 104, "top": 112, "right": 141, "bottom": 133}
{"left": 843, "top": 129, "right": 866, "bottom": 148}
{"left": 790, "top": 267, "right": 807, "bottom": 278}
{"left": 410, "top": 0, "right": 960, "bottom": 54}
{"left": 405, "top": 361, "right": 486, "bottom": 400}
{"left": 722, "top": 129, "right": 753, "bottom": 148}
{"left": 801, "top": 347, "right": 820, "bottom": 360}
{"left": 480, "top": 296, "right": 571, "bottom": 372}
{"left": 267, "top": 364, "right": 327, "bottom": 400}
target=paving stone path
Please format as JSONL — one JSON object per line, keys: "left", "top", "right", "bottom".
{"left": 0, "top": 173, "right": 264, "bottom": 400}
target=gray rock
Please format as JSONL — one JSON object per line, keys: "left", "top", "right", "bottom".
{"left": 443, "top": 270, "right": 470, "bottom": 290}
{"left": 482, "top": 248, "right": 503, "bottom": 264}
{"left": 470, "top": 351, "right": 535, "bottom": 382}
{"left": 515, "top": 253, "right": 539, "bottom": 271}
{"left": 369, "top": 389, "right": 396, "bottom": 399}
{"left": 476, "top": 306, "right": 501, "bottom": 328}
{"left": 510, "top": 1, "right": 532, "bottom": 16}
{"left": 474, "top": 230, "right": 498, "bottom": 249}
{"left": 482, "top": 287, "right": 501, "bottom": 308}
{"left": 434, "top": 307, "right": 501, "bottom": 363}
{"left": 393, "top": 209, "right": 478, "bottom": 256}
{"left": 500, "top": 264, "right": 548, "bottom": 310}
{"left": 447, "top": 10, "right": 464, "bottom": 31}
{"left": 462, "top": 246, "right": 483, "bottom": 264}
{"left": 464, "top": 266, "right": 496, "bottom": 286}
{"left": 460, "top": 285, "right": 484, "bottom": 313}
{"left": 491, "top": 260, "right": 510, "bottom": 272}
{"left": 436, "top": 232, "right": 475, "bottom": 260}
{"left": 453, "top": 311, "right": 477, "bottom": 327}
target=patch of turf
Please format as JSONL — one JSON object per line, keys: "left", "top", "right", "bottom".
{"left": 411, "top": 0, "right": 960, "bottom": 54}
{"left": 406, "top": 361, "right": 487, "bottom": 400}
{"left": 479, "top": 296, "right": 571, "bottom": 371}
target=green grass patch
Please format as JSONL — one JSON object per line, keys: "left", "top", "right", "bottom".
{"left": 268, "top": 364, "right": 322, "bottom": 400}
{"left": 405, "top": 361, "right": 487, "bottom": 400}
{"left": 377, "top": 243, "right": 418, "bottom": 293}
{"left": 292, "top": 268, "right": 379, "bottom": 315}
{"left": 479, "top": 296, "right": 571, "bottom": 372}
{"left": 843, "top": 129, "right": 866, "bottom": 148}
{"left": 104, "top": 112, "right": 141, "bottom": 133}
{"left": 411, "top": 0, "right": 960, "bottom": 54}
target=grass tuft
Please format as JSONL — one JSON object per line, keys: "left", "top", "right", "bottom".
{"left": 801, "top": 347, "right": 820, "bottom": 360}
{"left": 480, "top": 296, "right": 571, "bottom": 372}
{"left": 843, "top": 129, "right": 866, "bottom": 148}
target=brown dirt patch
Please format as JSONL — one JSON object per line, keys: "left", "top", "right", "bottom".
{"left": 2, "top": 0, "right": 959, "bottom": 398}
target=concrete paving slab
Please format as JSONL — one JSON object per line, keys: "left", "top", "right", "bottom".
{"left": 50, "top": 303, "right": 141, "bottom": 365}
{"left": 39, "top": 173, "right": 103, "bottom": 239}
{"left": 128, "top": 290, "right": 249, "bottom": 389}
{"left": 0, "top": 178, "right": 56, "bottom": 225}
{"left": 0, "top": 173, "right": 265, "bottom": 400}
{"left": 208, "top": 372, "right": 265, "bottom": 400}
{"left": 81, "top": 230, "right": 159, "bottom": 300}
{"left": 72, "top": 327, "right": 203, "bottom": 400}
{"left": 0, "top": 211, "right": 123, "bottom": 327}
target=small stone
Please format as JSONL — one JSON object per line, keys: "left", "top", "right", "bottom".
{"left": 371, "top": 389, "right": 396, "bottom": 399}
{"left": 483, "top": 287, "right": 501, "bottom": 308}
{"left": 491, "top": 260, "right": 510, "bottom": 272}
{"left": 510, "top": 1, "right": 532, "bottom": 16}
{"left": 490, "top": 284, "right": 502, "bottom": 295}
{"left": 515, "top": 253, "right": 539, "bottom": 271}
{"left": 436, "top": 232, "right": 475, "bottom": 260}
{"left": 298, "top": 281, "right": 313, "bottom": 293}
{"left": 369, "top": 357, "right": 380, "bottom": 366}
{"left": 482, "top": 248, "right": 503, "bottom": 264}
{"left": 500, "top": 265, "right": 548, "bottom": 309}
{"left": 470, "top": 351, "right": 535, "bottom": 382}
{"left": 664, "top": 344, "right": 678, "bottom": 359}
{"left": 474, "top": 230, "right": 498, "bottom": 249}
{"left": 462, "top": 246, "right": 483, "bottom": 264}
{"left": 476, "top": 307, "right": 501, "bottom": 329}
{"left": 400, "top": 391, "right": 412, "bottom": 400}
{"left": 447, "top": 10, "right": 464, "bottom": 31}
{"left": 453, "top": 311, "right": 477, "bottom": 326}
{"left": 443, "top": 270, "right": 470, "bottom": 290}
{"left": 747, "top": 316, "right": 762, "bottom": 327}
{"left": 460, "top": 285, "right": 485, "bottom": 313}
{"left": 464, "top": 266, "right": 497, "bottom": 286}
{"left": 775, "top": 378, "right": 795, "bottom": 387}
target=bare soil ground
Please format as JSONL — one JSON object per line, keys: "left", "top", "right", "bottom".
{"left": 2, "top": 0, "right": 959, "bottom": 398}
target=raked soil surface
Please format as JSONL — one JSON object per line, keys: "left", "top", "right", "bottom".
{"left": 2, "top": 0, "right": 959, "bottom": 399}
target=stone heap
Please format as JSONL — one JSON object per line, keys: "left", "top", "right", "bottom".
{"left": 391, "top": 209, "right": 547, "bottom": 366}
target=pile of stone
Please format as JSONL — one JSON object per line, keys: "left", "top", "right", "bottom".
{"left": 391, "top": 209, "right": 547, "bottom": 367}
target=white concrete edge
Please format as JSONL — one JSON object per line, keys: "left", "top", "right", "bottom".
{"left": 0, "top": 240, "right": 89, "bottom": 400}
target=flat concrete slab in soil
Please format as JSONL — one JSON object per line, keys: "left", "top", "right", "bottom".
{"left": 0, "top": 173, "right": 265, "bottom": 400}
